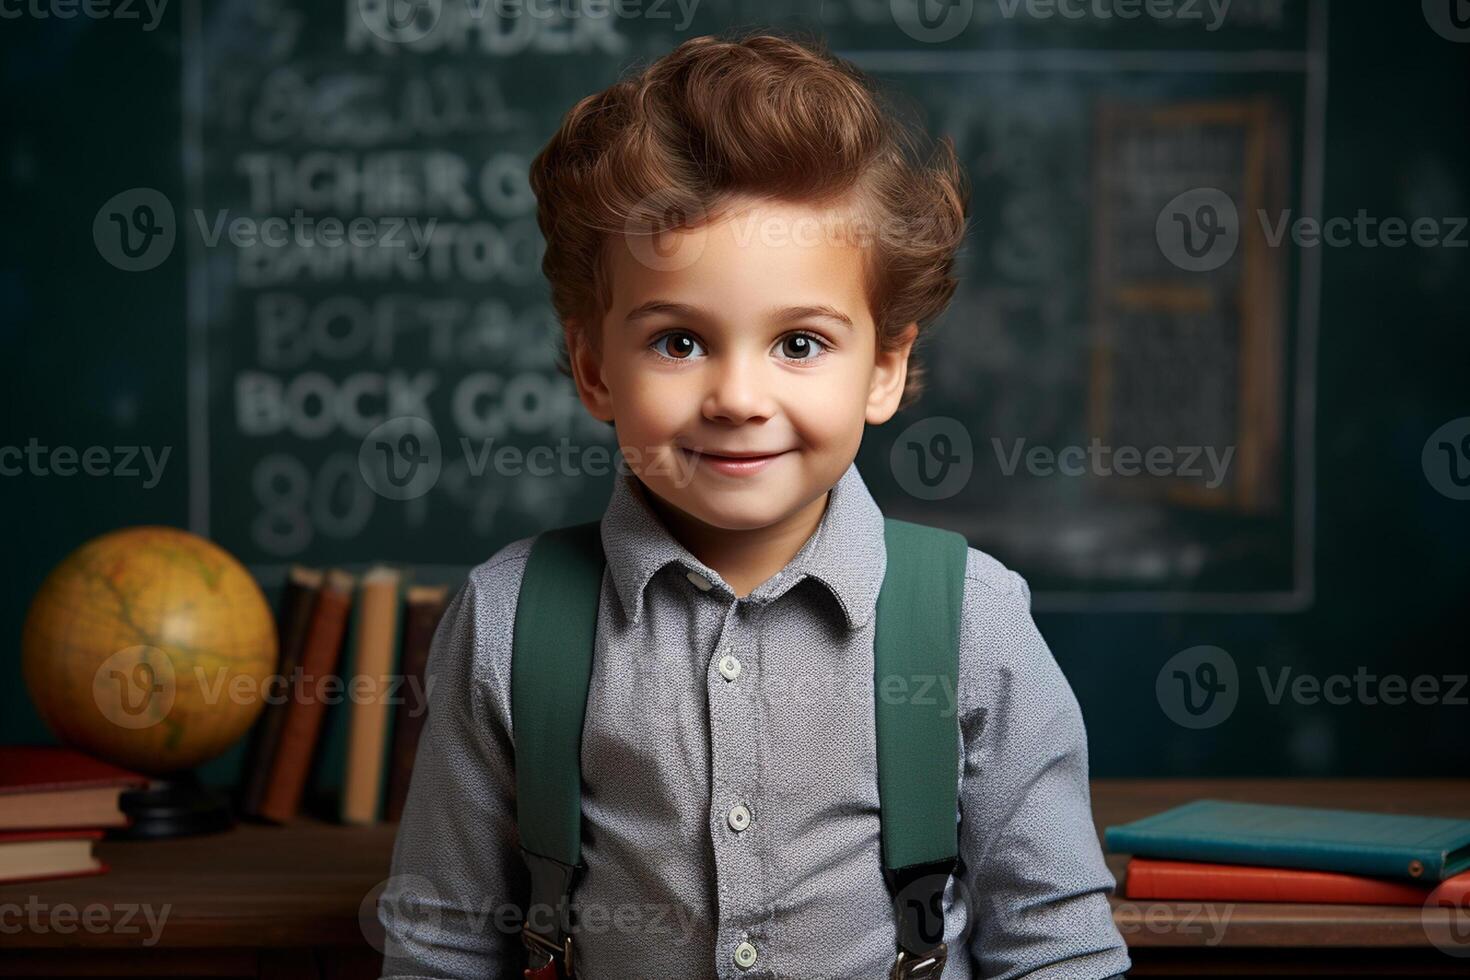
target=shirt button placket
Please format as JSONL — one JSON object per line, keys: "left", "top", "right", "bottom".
{"left": 706, "top": 594, "right": 770, "bottom": 978}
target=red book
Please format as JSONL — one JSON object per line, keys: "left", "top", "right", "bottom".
{"left": 0, "top": 828, "right": 109, "bottom": 884}
{"left": 0, "top": 746, "right": 148, "bottom": 831}
{"left": 259, "top": 570, "right": 356, "bottom": 823}
{"left": 1125, "top": 856, "right": 1470, "bottom": 905}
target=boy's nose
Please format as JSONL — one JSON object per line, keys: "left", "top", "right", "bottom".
{"left": 702, "top": 351, "right": 775, "bottom": 424}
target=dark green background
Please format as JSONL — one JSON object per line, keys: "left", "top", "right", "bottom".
{"left": 3, "top": 2, "right": 1467, "bottom": 794}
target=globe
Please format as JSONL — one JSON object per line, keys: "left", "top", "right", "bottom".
{"left": 21, "top": 526, "right": 278, "bottom": 777}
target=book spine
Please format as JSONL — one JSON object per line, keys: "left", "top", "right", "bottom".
{"left": 238, "top": 566, "right": 322, "bottom": 819}
{"left": 384, "top": 585, "right": 450, "bottom": 822}
{"left": 1123, "top": 857, "right": 1433, "bottom": 905}
{"left": 258, "top": 570, "right": 355, "bottom": 824}
{"left": 1105, "top": 828, "right": 1441, "bottom": 882}
{"left": 340, "top": 568, "right": 403, "bottom": 826}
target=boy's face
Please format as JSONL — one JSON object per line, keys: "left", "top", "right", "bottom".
{"left": 568, "top": 196, "right": 917, "bottom": 533}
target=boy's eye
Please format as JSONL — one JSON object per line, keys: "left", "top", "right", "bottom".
{"left": 777, "top": 332, "right": 828, "bottom": 362}
{"left": 650, "top": 331, "right": 705, "bottom": 360}
{"left": 648, "top": 330, "right": 829, "bottom": 362}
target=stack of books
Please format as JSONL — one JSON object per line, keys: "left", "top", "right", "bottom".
{"left": 0, "top": 747, "right": 148, "bottom": 883}
{"left": 1105, "top": 799, "right": 1470, "bottom": 905}
{"left": 235, "top": 565, "right": 452, "bottom": 826}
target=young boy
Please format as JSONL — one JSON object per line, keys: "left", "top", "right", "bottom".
{"left": 379, "top": 31, "right": 1131, "bottom": 980}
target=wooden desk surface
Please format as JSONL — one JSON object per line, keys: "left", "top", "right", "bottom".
{"left": 2, "top": 779, "right": 1468, "bottom": 975}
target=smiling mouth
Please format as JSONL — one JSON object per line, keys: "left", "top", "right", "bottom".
{"left": 683, "top": 448, "right": 788, "bottom": 461}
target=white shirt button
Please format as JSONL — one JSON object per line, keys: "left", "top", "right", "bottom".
{"left": 733, "top": 940, "right": 758, "bottom": 968}
{"left": 727, "top": 803, "right": 751, "bottom": 832}
{"left": 718, "top": 654, "right": 742, "bottom": 681}
{"left": 685, "top": 570, "right": 713, "bottom": 591}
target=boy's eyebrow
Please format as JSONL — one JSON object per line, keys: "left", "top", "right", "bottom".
{"left": 622, "top": 301, "right": 854, "bottom": 331}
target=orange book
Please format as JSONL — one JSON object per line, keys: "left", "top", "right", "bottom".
{"left": 258, "top": 570, "right": 355, "bottom": 823}
{"left": 1125, "top": 856, "right": 1470, "bottom": 905}
{"left": 340, "top": 566, "right": 402, "bottom": 825}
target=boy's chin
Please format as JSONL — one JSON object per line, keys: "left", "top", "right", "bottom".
{"left": 644, "top": 478, "right": 805, "bottom": 533}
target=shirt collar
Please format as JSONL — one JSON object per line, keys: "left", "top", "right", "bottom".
{"left": 599, "top": 460, "right": 887, "bottom": 631}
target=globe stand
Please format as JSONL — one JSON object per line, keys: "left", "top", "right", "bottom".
{"left": 109, "top": 770, "right": 235, "bottom": 840}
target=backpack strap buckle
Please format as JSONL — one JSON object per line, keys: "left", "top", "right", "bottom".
{"left": 521, "top": 923, "right": 576, "bottom": 979}
{"left": 890, "top": 943, "right": 948, "bottom": 980}
{"left": 519, "top": 848, "right": 581, "bottom": 979}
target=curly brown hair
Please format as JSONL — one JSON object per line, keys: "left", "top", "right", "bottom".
{"left": 528, "top": 28, "right": 970, "bottom": 412}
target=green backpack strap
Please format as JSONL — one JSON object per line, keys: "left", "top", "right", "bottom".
{"left": 511, "top": 515, "right": 969, "bottom": 978}
{"left": 875, "top": 517, "right": 969, "bottom": 977}
{"left": 511, "top": 520, "right": 604, "bottom": 975}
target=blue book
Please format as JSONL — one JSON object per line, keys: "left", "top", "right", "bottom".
{"left": 1104, "top": 800, "right": 1470, "bottom": 882}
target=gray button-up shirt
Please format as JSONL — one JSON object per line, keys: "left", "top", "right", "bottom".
{"left": 378, "top": 461, "right": 1131, "bottom": 979}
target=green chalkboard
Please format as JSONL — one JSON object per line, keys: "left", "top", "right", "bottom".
{"left": 172, "top": 0, "right": 1319, "bottom": 611}
{"left": 7, "top": 1, "right": 1470, "bottom": 783}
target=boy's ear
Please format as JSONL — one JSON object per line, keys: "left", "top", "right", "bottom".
{"left": 566, "top": 318, "right": 615, "bottom": 423}
{"left": 866, "top": 321, "right": 919, "bottom": 425}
